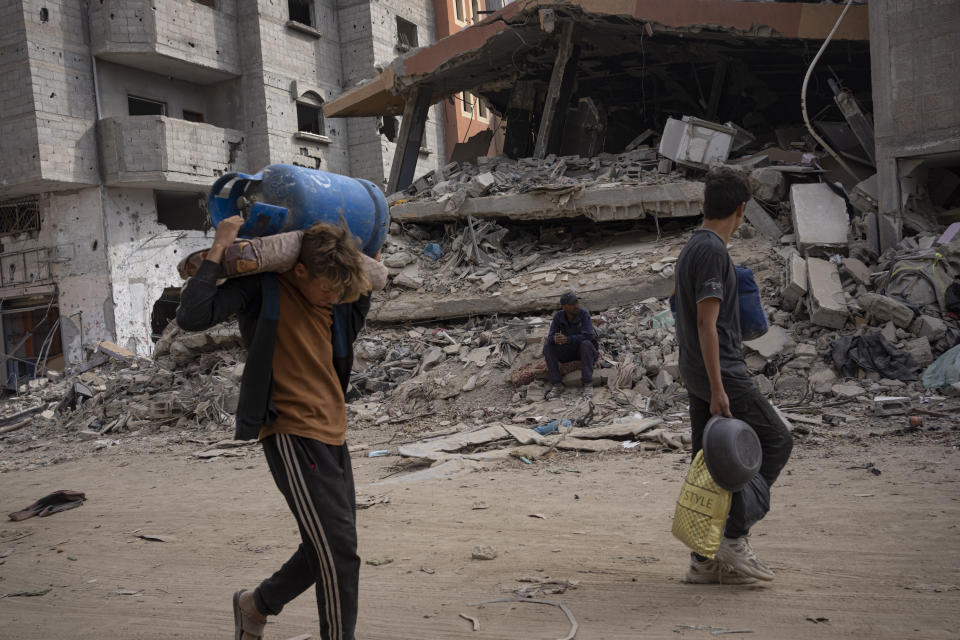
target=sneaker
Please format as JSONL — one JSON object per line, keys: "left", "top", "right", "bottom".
{"left": 683, "top": 554, "right": 757, "bottom": 585}
{"left": 544, "top": 384, "right": 564, "bottom": 400}
{"left": 714, "top": 536, "right": 775, "bottom": 581}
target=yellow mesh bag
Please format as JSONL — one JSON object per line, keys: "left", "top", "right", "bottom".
{"left": 671, "top": 450, "right": 732, "bottom": 558}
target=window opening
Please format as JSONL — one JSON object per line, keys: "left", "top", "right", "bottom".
{"left": 396, "top": 17, "right": 418, "bottom": 50}
{"left": 454, "top": 0, "right": 465, "bottom": 23}
{"left": 155, "top": 191, "right": 208, "bottom": 231}
{"left": 288, "top": 0, "right": 313, "bottom": 26}
{"left": 151, "top": 288, "right": 181, "bottom": 341}
{"left": 461, "top": 91, "right": 474, "bottom": 114}
{"left": 0, "top": 197, "right": 40, "bottom": 237}
{"left": 297, "top": 102, "right": 324, "bottom": 136}
{"left": 182, "top": 110, "right": 205, "bottom": 123}
{"left": 128, "top": 95, "right": 166, "bottom": 116}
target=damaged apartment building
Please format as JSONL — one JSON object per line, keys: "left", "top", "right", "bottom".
{"left": 327, "top": 0, "right": 959, "bottom": 251}
{"left": 0, "top": 0, "right": 445, "bottom": 387}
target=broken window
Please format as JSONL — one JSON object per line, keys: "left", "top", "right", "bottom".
{"left": 0, "top": 296, "right": 63, "bottom": 388}
{"left": 155, "top": 191, "right": 208, "bottom": 231}
{"left": 461, "top": 91, "right": 474, "bottom": 115}
{"left": 296, "top": 92, "right": 325, "bottom": 136}
{"left": 128, "top": 95, "right": 166, "bottom": 116}
{"left": 0, "top": 197, "right": 40, "bottom": 237}
{"left": 182, "top": 110, "right": 205, "bottom": 123}
{"left": 396, "top": 16, "right": 418, "bottom": 50}
{"left": 151, "top": 288, "right": 181, "bottom": 342}
{"left": 470, "top": 0, "right": 480, "bottom": 22}
{"left": 288, "top": 0, "right": 313, "bottom": 26}
{"left": 477, "top": 98, "right": 488, "bottom": 120}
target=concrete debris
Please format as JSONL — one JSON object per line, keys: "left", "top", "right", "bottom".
{"left": 744, "top": 199, "right": 783, "bottom": 241}
{"left": 749, "top": 169, "right": 788, "bottom": 204}
{"left": 392, "top": 152, "right": 703, "bottom": 224}
{"left": 806, "top": 258, "right": 849, "bottom": 329}
{"left": 857, "top": 293, "right": 915, "bottom": 329}
{"left": 790, "top": 183, "right": 849, "bottom": 255}
{"left": 781, "top": 251, "right": 809, "bottom": 310}
{"left": 743, "top": 326, "right": 789, "bottom": 360}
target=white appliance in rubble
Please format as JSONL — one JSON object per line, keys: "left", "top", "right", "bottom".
{"left": 658, "top": 116, "right": 737, "bottom": 169}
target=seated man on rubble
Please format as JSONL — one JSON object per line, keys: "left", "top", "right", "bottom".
{"left": 543, "top": 292, "right": 598, "bottom": 400}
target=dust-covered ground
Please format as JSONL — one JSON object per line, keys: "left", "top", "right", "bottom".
{"left": 1, "top": 431, "right": 958, "bottom": 640}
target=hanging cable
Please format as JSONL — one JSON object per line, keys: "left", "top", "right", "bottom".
{"left": 800, "top": 0, "right": 859, "bottom": 182}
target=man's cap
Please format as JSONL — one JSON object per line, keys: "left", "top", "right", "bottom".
{"left": 701, "top": 416, "right": 762, "bottom": 491}
{"left": 560, "top": 292, "right": 578, "bottom": 305}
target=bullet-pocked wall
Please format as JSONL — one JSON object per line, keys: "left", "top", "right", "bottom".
{"left": 337, "top": 0, "right": 443, "bottom": 188}
{"left": 0, "top": 188, "right": 114, "bottom": 364}
{"left": 101, "top": 188, "right": 213, "bottom": 356}
{"left": 253, "top": 0, "right": 351, "bottom": 175}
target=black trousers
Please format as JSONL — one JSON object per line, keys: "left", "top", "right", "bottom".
{"left": 253, "top": 433, "right": 359, "bottom": 640}
{"left": 688, "top": 386, "right": 793, "bottom": 538}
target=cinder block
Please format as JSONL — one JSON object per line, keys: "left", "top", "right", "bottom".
{"left": 806, "top": 257, "right": 848, "bottom": 330}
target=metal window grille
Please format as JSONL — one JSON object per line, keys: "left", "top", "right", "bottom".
{"left": 0, "top": 197, "right": 40, "bottom": 237}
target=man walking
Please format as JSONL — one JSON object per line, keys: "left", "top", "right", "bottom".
{"left": 543, "top": 292, "right": 598, "bottom": 399}
{"left": 177, "top": 215, "right": 379, "bottom": 640}
{"left": 673, "top": 169, "right": 793, "bottom": 584}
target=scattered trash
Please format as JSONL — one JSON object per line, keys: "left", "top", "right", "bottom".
{"left": 8, "top": 490, "right": 85, "bottom": 521}
{"left": 365, "top": 556, "right": 394, "bottom": 567}
{"left": 368, "top": 450, "right": 391, "bottom": 458}
{"left": 1, "top": 588, "right": 52, "bottom": 598}
{"left": 136, "top": 534, "right": 173, "bottom": 543}
{"left": 468, "top": 598, "right": 578, "bottom": 640}
{"left": 458, "top": 613, "right": 480, "bottom": 632}
{"left": 423, "top": 243, "right": 445, "bottom": 260}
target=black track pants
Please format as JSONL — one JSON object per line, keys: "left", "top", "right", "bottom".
{"left": 253, "top": 433, "right": 359, "bottom": 640}
{"left": 688, "top": 387, "right": 793, "bottom": 538}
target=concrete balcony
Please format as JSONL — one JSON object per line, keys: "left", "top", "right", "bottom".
{"left": 99, "top": 116, "right": 247, "bottom": 190}
{"left": 89, "top": 0, "right": 240, "bottom": 84}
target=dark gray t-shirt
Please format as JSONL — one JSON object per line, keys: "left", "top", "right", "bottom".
{"left": 674, "top": 229, "right": 752, "bottom": 400}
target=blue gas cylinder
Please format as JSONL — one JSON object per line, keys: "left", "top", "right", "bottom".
{"left": 207, "top": 164, "right": 389, "bottom": 257}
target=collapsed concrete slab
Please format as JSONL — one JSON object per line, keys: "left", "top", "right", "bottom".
{"left": 390, "top": 181, "right": 704, "bottom": 224}
{"left": 790, "top": 183, "right": 849, "bottom": 255}
{"left": 806, "top": 257, "right": 849, "bottom": 329}
{"left": 744, "top": 199, "right": 783, "bottom": 241}
{"left": 369, "top": 273, "right": 675, "bottom": 324}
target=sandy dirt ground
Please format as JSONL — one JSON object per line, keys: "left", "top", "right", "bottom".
{"left": 1, "top": 433, "right": 958, "bottom": 640}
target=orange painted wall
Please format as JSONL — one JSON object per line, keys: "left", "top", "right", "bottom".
{"left": 433, "top": 0, "right": 500, "bottom": 163}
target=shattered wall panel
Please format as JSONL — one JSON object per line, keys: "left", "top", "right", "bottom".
{"left": 102, "top": 188, "right": 213, "bottom": 356}
{"left": 0, "top": 188, "right": 114, "bottom": 364}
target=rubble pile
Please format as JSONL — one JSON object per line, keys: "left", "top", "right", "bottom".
{"left": 396, "top": 148, "right": 666, "bottom": 207}
{"left": 0, "top": 327, "right": 246, "bottom": 449}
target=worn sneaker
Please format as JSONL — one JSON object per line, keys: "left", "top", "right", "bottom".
{"left": 544, "top": 384, "right": 564, "bottom": 400}
{"left": 714, "top": 536, "right": 775, "bottom": 581}
{"left": 683, "top": 554, "right": 757, "bottom": 585}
